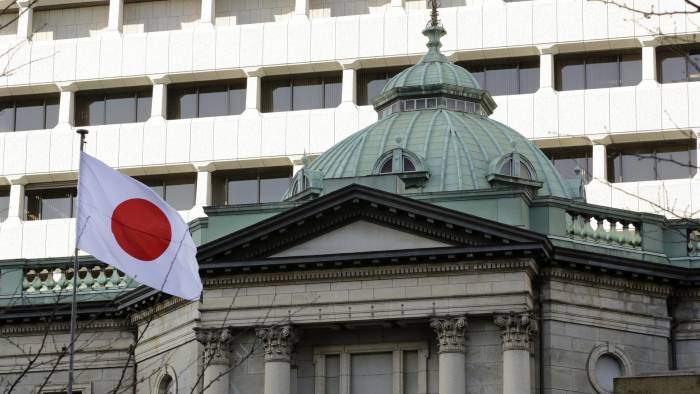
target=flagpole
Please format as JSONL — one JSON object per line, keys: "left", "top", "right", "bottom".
{"left": 67, "top": 128, "right": 88, "bottom": 394}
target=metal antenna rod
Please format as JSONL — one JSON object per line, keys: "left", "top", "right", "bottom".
{"left": 67, "top": 128, "right": 88, "bottom": 394}
{"left": 430, "top": 0, "right": 439, "bottom": 26}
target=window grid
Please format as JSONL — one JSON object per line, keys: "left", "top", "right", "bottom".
{"left": 167, "top": 81, "right": 246, "bottom": 119}
{"left": 356, "top": 66, "right": 409, "bottom": 105}
{"left": 0, "top": 95, "right": 60, "bottom": 132}
{"left": 457, "top": 57, "right": 540, "bottom": 96}
{"left": 261, "top": 73, "right": 342, "bottom": 113}
{"left": 555, "top": 50, "right": 642, "bottom": 91}
{"left": 76, "top": 89, "right": 152, "bottom": 126}
{"left": 213, "top": 167, "right": 292, "bottom": 206}
{"left": 0, "top": 186, "right": 9, "bottom": 222}
{"left": 657, "top": 45, "right": 700, "bottom": 83}
{"left": 607, "top": 141, "right": 697, "bottom": 183}
{"left": 24, "top": 186, "right": 78, "bottom": 221}
{"left": 543, "top": 147, "right": 593, "bottom": 181}
{"left": 136, "top": 174, "right": 197, "bottom": 211}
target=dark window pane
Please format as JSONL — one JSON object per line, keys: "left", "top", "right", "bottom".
{"left": 0, "top": 102, "right": 14, "bottom": 132}
{"left": 403, "top": 351, "right": 419, "bottom": 394}
{"left": 557, "top": 58, "right": 585, "bottom": 91}
{"left": 619, "top": 149, "right": 656, "bottom": 182}
{"left": 519, "top": 63, "right": 540, "bottom": 94}
{"left": 164, "top": 177, "right": 196, "bottom": 210}
{"left": 229, "top": 85, "right": 246, "bottom": 115}
{"left": 403, "top": 156, "right": 416, "bottom": 172}
{"left": 228, "top": 179, "right": 258, "bottom": 205}
{"left": 0, "top": 188, "right": 9, "bottom": 222}
{"left": 689, "top": 51, "right": 700, "bottom": 82}
{"left": 268, "top": 80, "right": 291, "bottom": 112}
{"left": 139, "top": 177, "right": 165, "bottom": 199}
{"left": 657, "top": 144, "right": 692, "bottom": 180}
{"left": 585, "top": 55, "right": 619, "bottom": 89}
{"left": 292, "top": 78, "right": 323, "bottom": 110}
{"left": 198, "top": 85, "right": 229, "bottom": 118}
{"left": 15, "top": 99, "right": 46, "bottom": 131}
{"left": 45, "top": 97, "right": 59, "bottom": 128}
{"left": 260, "top": 177, "right": 289, "bottom": 203}
{"left": 324, "top": 78, "right": 342, "bottom": 108}
{"left": 168, "top": 87, "right": 198, "bottom": 119}
{"left": 620, "top": 53, "right": 642, "bottom": 86}
{"left": 465, "top": 65, "right": 485, "bottom": 89}
{"left": 380, "top": 158, "right": 392, "bottom": 173}
{"left": 85, "top": 96, "right": 105, "bottom": 126}
{"left": 105, "top": 93, "right": 136, "bottom": 125}
{"left": 26, "top": 188, "right": 75, "bottom": 220}
{"left": 137, "top": 93, "right": 151, "bottom": 122}
{"left": 325, "top": 355, "right": 340, "bottom": 394}
{"left": 363, "top": 76, "right": 389, "bottom": 106}
{"left": 350, "top": 353, "right": 393, "bottom": 394}
{"left": 485, "top": 64, "right": 518, "bottom": 95}
{"left": 658, "top": 51, "right": 687, "bottom": 83}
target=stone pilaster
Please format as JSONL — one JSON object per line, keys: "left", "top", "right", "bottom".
{"left": 430, "top": 316, "right": 467, "bottom": 394}
{"left": 258, "top": 325, "right": 299, "bottom": 394}
{"left": 494, "top": 312, "right": 537, "bottom": 394}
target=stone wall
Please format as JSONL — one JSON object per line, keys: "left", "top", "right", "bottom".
{"left": 216, "top": 0, "right": 294, "bottom": 26}
{"left": 33, "top": 5, "right": 109, "bottom": 40}
{"left": 123, "top": 0, "right": 201, "bottom": 33}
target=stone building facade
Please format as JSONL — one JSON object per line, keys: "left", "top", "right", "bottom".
{"left": 2, "top": 3, "right": 700, "bottom": 394}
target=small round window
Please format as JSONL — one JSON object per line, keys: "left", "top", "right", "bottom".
{"left": 594, "top": 355, "right": 622, "bottom": 392}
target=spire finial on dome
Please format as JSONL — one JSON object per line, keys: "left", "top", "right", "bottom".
{"left": 421, "top": 0, "right": 447, "bottom": 62}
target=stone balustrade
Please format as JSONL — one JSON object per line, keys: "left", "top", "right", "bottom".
{"left": 565, "top": 211, "right": 642, "bottom": 248}
{"left": 22, "top": 264, "right": 131, "bottom": 294}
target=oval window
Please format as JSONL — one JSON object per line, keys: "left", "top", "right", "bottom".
{"left": 594, "top": 354, "right": 622, "bottom": 393}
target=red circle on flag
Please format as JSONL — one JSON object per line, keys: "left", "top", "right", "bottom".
{"left": 111, "top": 198, "right": 172, "bottom": 261}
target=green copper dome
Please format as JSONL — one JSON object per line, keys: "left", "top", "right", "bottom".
{"left": 284, "top": 10, "right": 574, "bottom": 201}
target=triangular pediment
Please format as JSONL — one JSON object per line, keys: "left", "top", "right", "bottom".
{"left": 270, "top": 220, "right": 454, "bottom": 258}
{"left": 198, "top": 185, "right": 551, "bottom": 267}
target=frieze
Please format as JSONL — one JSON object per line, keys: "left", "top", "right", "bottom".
{"left": 542, "top": 267, "right": 673, "bottom": 296}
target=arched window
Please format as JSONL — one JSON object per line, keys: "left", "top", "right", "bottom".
{"left": 375, "top": 149, "right": 423, "bottom": 174}
{"left": 158, "top": 374, "right": 175, "bottom": 394}
{"left": 495, "top": 152, "right": 536, "bottom": 181}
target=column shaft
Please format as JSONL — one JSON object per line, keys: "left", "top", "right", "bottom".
{"left": 150, "top": 76, "right": 170, "bottom": 120}
{"left": 201, "top": 0, "right": 216, "bottom": 24}
{"left": 503, "top": 350, "right": 530, "bottom": 394}
{"left": 264, "top": 361, "right": 291, "bottom": 394}
{"left": 203, "top": 364, "right": 229, "bottom": 394}
{"left": 539, "top": 53, "right": 554, "bottom": 89}
{"left": 108, "top": 0, "right": 124, "bottom": 32}
{"left": 58, "top": 85, "right": 77, "bottom": 127}
{"left": 438, "top": 352, "right": 465, "bottom": 394}
{"left": 642, "top": 45, "right": 657, "bottom": 82}
{"left": 430, "top": 316, "right": 467, "bottom": 394}
{"left": 294, "top": 0, "right": 309, "bottom": 17}
{"left": 245, "top": 73, "right": 262, "bottom": 112}
{"left": 194, "top": 327, "right": 233, "bottom": 394}
{"left": 592, "top": 144, "right": 607, "bottom": 182}
{"left": 16, "top": 0, "right": 33, "bottom": 40}
{"left": 341, "top": 68, "right": 357, "bottom": 104}
{"left": 7, "top": 182, "right": 26, "bottom": 222}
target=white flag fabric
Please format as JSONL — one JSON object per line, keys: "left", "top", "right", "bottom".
{"left": 76, "top": 152, "right": 202, "bottom": 300}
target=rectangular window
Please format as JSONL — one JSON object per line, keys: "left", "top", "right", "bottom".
{"left": 0, "top": 95, "right": 60, "bottom": 132}
{"left": 555, "top": 50, "right": 642, "bottom": 91}
{"left": 356, "top": 66, "right": 409, "bottom": 106}
{"left": 403, "top": 351, "right": 419, "bottom": 394}
{"left": 542, "top": 146, "right": 593, "bottom": 181}
{"left": 167, "top": 80, "right": 246, "bottom": 119}
{"left": 607, "top": 140, "right": 697, "bottom": 182}
{"left": 76, "top": 88, "right": 152, "bottom": 126}
{"left": 261, "top": 73, "right": 342, "bottom": 113}
{"left": 350, "top": 352, "right": 393, "bottom": 394}
{"left": 0, "top": 187, "right": 9, "bottom": 222}
{"left": 457, "top": 57, "right": 540, "bottom": 96}
{"left": 325, "top": 355, "right": 340, "bottom": 394}
{"left": 135, "top": 174, "right": 196, "bottom": 211}
{"left": 657, "top": 45, "right": 700, "bottom": 83}
{"left": 212, "top": 167, "right": 292, "bottom": 205}
{"left": 25, "top": 186, "right": 77, "bottom": 220}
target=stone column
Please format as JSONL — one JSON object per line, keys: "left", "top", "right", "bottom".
{"left": 592, "top": 143, "right": 607, "bottom": 182}
{"left": 494, "top": 312, "right": 537, "bottom": 394}
{"left": 16, "top": 0, "right": 33, "bottom": 40}
{"left": 244, "top": 68, "right": 264, "bottom": 114}
{"left": 341, "top": 65, "right": 357, "bottom": 106}
{"left": 200, "top": 0, "right": 216, "bottom": 25}
{"left": 108, "top": 0, "right": 124, "bottom": 32}
{"left": 6, "top": 176, "right": 26, "bottom": 224}
{"left": 194, "top": 327, "right": 233, "bottom": 394}
{"left": 257, "top": 325, "right": 299, "bottom": 394}
{"left": 149, "top": 75, "right": 170, "bottom": 122}
{"left": 57, "top": 83, "right": 78, "bottom": 129}
{"left": 430, "top": 316, "right": 467, "bottom": 394}
{"left": 294, "top": 0, "right": 309, "bottom": 18}
{"left": 539, "top": 52, "right": 555, "bottom": 90}
{"left": 191, "top": 163, "right": 212, "bottom": 219}
{"left": 642, "top": 44, "right": 657, "bottom": 83}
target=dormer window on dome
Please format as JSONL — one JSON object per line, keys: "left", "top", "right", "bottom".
{"left": 488, "top": 151, "right": 543, "bottom": 191}
{"left": 373, "top": 148, "right": 429, "bottom": 188}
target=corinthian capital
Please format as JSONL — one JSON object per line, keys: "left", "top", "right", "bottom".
{"left": 493, "top": 311, "right": 537, "bottom": 352}
{"left": 194, "top": 327, "right": 233, "bottom": 365}
{"left": 430, "top": 316, "right": 468, "bottom": 354}
{"left": 257, "top": 325, "right": 299, "bottom": 361}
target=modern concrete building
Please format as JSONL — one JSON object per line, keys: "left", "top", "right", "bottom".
{"left": 1, "top": 1, "right": 700, "bottom": 394}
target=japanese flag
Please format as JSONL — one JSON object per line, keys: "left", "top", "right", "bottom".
{"left": 76, "top": 152, "right": 202, "bottom": 300}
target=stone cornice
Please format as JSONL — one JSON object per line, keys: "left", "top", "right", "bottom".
{"left": 204, "top": 259, "right": 536, "bottom": 288}
{"left": 0, "top": 318, "right": 131, "bottom": 336}
{"left": 541, "top": 267, "right": 673, "bottom": 296}
{"left": 130, "top": 295, "right": 193, "bottom": 324}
